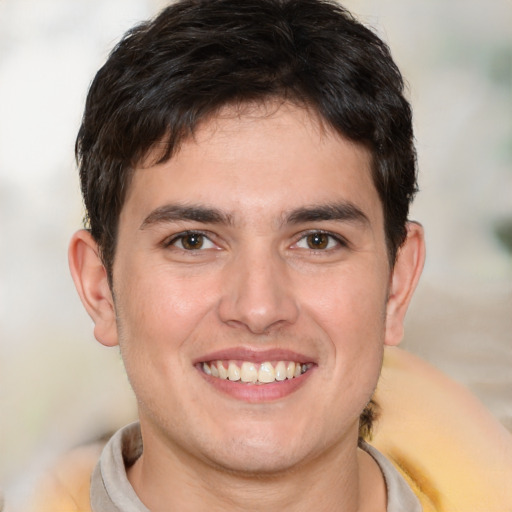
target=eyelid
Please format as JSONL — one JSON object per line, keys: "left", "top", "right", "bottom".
{"left": 161, "top": 228, "right": 349, "bottom": 252}
{"left": 293, "top": 230, "right": 349, "bottom": 250}
{"left": 163, "top": 230, "right": 218, "bottom": 250}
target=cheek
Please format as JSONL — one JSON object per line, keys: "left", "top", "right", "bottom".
{"left": 306, "top": 263, "right": 388, "bottom": 337}
{"left": 303, "top": 266, "right": 388, "bottom": 384}
{"left": 116, "top": 261, "right": 220, "bottom": 343}
{"left": 113, "top": 265, "right": 221, "bottom": 407}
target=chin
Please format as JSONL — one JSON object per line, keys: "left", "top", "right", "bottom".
{"left": 205, "top": 441, "right": 305, "bottom": 476}
{"left": 194, "top": 420, "right": 322, "bottom": 476}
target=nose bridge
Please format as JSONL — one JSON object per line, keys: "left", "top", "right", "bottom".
{"left": 218, "top": 240, "right": 299, "bottom": 333}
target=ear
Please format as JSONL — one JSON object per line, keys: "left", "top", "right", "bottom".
{"left": 384, "top": 222, "right": 425, "bottom": 346}
{"left": 68, "top": 230, "right": 119, "bottom": 347}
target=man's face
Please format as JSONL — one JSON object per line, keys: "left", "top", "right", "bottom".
{"left": 111, "top": 103, "right": 391, "bottom": 473}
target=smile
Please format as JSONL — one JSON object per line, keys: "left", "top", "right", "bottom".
{"left": 202, "top": 360, "right": 311, "bottom": 384}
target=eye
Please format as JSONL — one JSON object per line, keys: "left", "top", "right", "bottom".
{"left": 168, "top": 232, "right": 217, "bottom": 251}
{"left": 295, "top": 231, "right": 343, "bottom": 251}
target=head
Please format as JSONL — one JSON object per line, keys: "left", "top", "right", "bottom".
{"left": 76, "top": 0, "right": 417, "bottom": 281}
{"left": 70, "top": 0, "right": 424, "bottom": 472}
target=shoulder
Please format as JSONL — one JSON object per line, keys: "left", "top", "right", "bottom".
{"left": 373, "top": 347, "right": 512, "bottom": 512}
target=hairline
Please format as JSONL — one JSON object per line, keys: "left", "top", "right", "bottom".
{"left": 104, "top": 98, "right": 395, "bottom": 284}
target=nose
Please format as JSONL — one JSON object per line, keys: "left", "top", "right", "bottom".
{"left": 218, "top": 248, "right": 300, "bottom": 334}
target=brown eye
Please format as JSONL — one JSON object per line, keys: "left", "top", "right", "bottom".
{"left": 306, "top": 232, "right": 329, "bottom": 249}
{"left": 180, "top": 233, "right": 204, "bottom": 250}
{"left": 166, "top": 232, "right": 217, "bottom": 252}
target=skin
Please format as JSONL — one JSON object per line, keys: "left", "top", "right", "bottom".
{"left": 70, "top": 102, "right": 425, "bottom": 511}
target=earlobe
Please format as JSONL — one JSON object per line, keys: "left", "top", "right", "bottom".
{"left": 384, "top": 222, "right": 425, "bottom": 346}
{"left": 68, "top": 230, "right": 119, "bottom": 347}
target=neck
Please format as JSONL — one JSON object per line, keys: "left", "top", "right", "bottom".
{"left": 127, "top": 426, "right": 386, "bottom": 512}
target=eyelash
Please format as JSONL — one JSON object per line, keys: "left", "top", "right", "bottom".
{"left": 163, "top": 230, "right": 348, "bottom": 253}
{"left": 163, "top": 230, "right": 216, "bottom": 251}
{"left": 294, "top": 230, "right": 348, "bottom": 252}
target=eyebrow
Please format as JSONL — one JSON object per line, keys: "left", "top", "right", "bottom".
{"left": 140, "top": 204, "right": 233, "bottom": 229}
{"left": 140, "top": 201, "right": 370, "bottom": 230}
{"left": 284, "top": 202, "right": 370, "bottom": 227}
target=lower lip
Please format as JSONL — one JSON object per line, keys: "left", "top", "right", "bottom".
{"left": 197, "top": 367, "right": 314, "bottom": 403}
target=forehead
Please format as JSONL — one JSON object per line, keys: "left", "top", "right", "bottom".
{"left": 123, "top": 102, "right": 381, "bottom": 228}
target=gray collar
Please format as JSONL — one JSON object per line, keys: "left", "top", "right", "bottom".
{"left": 90, "top": 423, "right": 422, "bottom": 512}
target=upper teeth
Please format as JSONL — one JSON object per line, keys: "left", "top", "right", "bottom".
{"left": 202, "top": 360, "right": 308, "bottom": 384}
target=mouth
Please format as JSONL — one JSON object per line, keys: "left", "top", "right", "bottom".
{"left": 194, "top": 349, "right": 316, "bottom": 402}
{"left": 200, "top": 360, "right": 312, "bottom": 385}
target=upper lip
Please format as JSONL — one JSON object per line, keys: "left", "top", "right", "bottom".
{"left": 194, "top": 347, "right": 315, "bottom": 365}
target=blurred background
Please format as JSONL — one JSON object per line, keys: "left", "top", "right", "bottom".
{"left": 0, "top": 0, "right": 511, "bottom": 508}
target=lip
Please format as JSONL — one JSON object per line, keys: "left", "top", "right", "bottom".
{"left": 193, "top": 347, "right": 315, "bottom": 366}
{"left": 197, "top": 364, "right": 315, "bottom": 403}
{"left": 194, "top": 347, "right": 316, "bottom": 403}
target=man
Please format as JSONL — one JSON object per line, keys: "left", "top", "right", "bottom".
{"left": 59, "top": 0, "right": 510, "bottom": 511}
